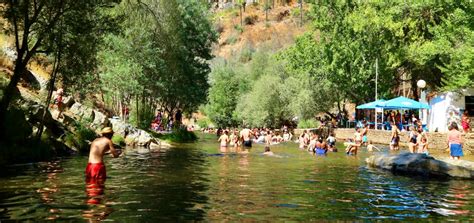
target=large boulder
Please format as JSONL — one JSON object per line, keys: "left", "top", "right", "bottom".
{"left": 69, "top": 102, "right": 94, "bottom": 123}
{"left": 91, "top": 110, "right": 110, "bottom": 130}
{"left": 62, "top": 96, "right": 75, "bottom": 108}
{"left": 366, "top": 153, "right": 474, "bottom": 179}
{"left": 109, "top": 118, "right": 158, "bottom": 148}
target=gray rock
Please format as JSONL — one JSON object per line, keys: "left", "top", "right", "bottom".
{"left": 91, "top": 110, "right": 110, "bottom": 130}
{"left": 69, "top": 102, "right": 94, "bottom": 123}
{"left": 109, "top": 118, "right": 158, "bottom": 148}
{"left": 62, "top": 96, "right": 75, "bottom": 108}
{"left": 366, "top": 153, "right": 474, "bottom": 179}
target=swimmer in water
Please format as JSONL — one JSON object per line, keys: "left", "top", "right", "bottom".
{"left": 263, "top": 146, "right": 274, "bottom": 156}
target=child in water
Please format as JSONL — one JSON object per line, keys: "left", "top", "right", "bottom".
{"left": 263, "top": 146, "right": 274, "bottom": 156}
{"left": 417, "top": 137, "right": 429, "bottom": 155}
{"left": 366, "top": 140, "right": 380, "bottom": 152}
{"left": 326, "top": 133, "right": 337, "bottom": 152}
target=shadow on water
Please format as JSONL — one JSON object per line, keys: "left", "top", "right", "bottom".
{"left": 104, "top": 145, "right": 210, "bottom": 221}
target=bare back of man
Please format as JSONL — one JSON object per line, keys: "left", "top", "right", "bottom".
{"left": 88, "top": 137, "right": 120, "bottom": 163}
{"left": 240, "top": 128, "right": 253, "bottom": 147}
{"left": 86, "top": 127, "right": 121, "bottom": 179}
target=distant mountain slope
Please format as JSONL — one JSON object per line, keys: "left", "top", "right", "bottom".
{"left": 211, "top": 3, "right": 307, "bottom": 59}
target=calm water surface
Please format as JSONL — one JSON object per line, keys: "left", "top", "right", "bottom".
{"left": 1, "top": 133, "right": 473, "bottom": 221}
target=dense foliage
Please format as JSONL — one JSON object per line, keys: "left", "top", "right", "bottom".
{"left": 98, "top": 0, "right": 217, "bottom": 128}
{"left": 204, "top": 1, "right": 474, "bottom": 128}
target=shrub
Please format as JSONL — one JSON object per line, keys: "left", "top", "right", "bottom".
{"left": 239, "top": 44, "right": 255, "bottom": 63}
{"left": 112, "top": 134, "right": 126, "bottom": 147}
{"left": 234, "top": 24, "right": 243, "bottom": 33}
{"left": 196, "top": 117, "right": 213, "bottom": 129}
{"left": 215, "top": 23, "right": 224, "bottom": 33}
{"left": 226, "top": 34, "right": 238, "bottom": 45}
{"left": 157, "top": 126, "right": 198, "bottom": 143}
{"left": 244, "top": 15, "right": 258, "bottom": 25}
{"left": 297, "top": 119, "right": 320, "bottom": 129}
{"left": 291, "top": 7, "right": 301, "bottom": 18}
{"left": 74, "top": 122, "right": 97, "bottom": 153}
{"left": 277, "top": 10, "right": 290, "bottom": 21}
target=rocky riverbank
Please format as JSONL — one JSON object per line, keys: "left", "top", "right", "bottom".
{"left": 0, "top": 95, "right": 160, "bottom": 165}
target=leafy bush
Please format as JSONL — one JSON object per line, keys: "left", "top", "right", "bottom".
{"left": 112, "top": 134, "right": 126, "bottom": 147}
{"left": 74, "top": 122, "right": 97, "bottom": 153}
{"left": 239, "top": 44, "right": 255, "bottom": 62}
{"left": 244, "top": 15, "right": 258, "bottom": 25}
{"left": 291, "top": 7, "right": 301, "bottom": 18}
{"left": 297, "top": 119, "right": 320, "bottom": 129}
{"left": 196, "top": 117, "right": 213, "bottom": 129}
{"left": 156, "top": 126, "right": 198, "bottom": 143}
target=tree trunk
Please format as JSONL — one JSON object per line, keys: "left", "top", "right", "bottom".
{"left": 36, "top": 47, "right": 61, "bottom": 140}
{"left": 300, "top": 0, "right": 303, "bottom": 27}
{"left": 240, "top": 5, "right": 243, "bottom": 27}
{"left": 136, "top": 94, "right": 139, "bottom": 127}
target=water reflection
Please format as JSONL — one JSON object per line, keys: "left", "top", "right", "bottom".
{"left": 0, "top": 136, "right": 473, "bottom": 221}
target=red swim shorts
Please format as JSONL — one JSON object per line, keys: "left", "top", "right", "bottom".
{"left": 85, "top": 162, "right": 107, "bottom": 179}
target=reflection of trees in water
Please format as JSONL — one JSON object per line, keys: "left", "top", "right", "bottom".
{"left": 124, "top": 147, "right": 210, "bottom": 221}
{"left": 36, "top": 161, "right": 63, "bottom": 220}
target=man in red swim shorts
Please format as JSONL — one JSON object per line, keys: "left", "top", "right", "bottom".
{"left": 85, "top": 127, "right": 122, "bottom": 179}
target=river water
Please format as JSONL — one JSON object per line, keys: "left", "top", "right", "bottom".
{"left": 1, "top": 133, "right": 473, "bottom": 221}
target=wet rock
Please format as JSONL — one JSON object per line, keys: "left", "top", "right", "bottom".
{"left": 366, "top": 153, "right": 474, "bottom": 179}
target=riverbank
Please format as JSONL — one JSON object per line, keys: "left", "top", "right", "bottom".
{"left": 293, "top": 128, "right": 474, "bottom": 155}
{"left": 333, "top": 128, "right": 474, "bottom": 155}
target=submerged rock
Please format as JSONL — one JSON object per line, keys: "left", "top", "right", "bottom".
{"left": 366, "top": 153, "right": 474, "bottom": 179}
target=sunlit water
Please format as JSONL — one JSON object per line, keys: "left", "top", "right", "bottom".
{"left": 1, "top": 133, "right": 473, "bottom": 221}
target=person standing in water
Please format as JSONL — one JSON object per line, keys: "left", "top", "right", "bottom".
{"left": 218, "top": 130, "right": 230, "bottom": 147}
{"left": 390, "top": 122, "right": 400, "bottom": 151}
{"left": 361, "top": 125, "right": 369, "bottom": 146}
{"left": 447, "top": 123, "right": 463, "bottom": 160}
{"left": 240, "top": 126, "right": 253, "bottom": 147}
{"left": 86, "top": 127, "right": 122, "bottom": 180}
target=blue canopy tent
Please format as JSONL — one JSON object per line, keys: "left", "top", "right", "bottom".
{"left": 376, "top": 96, "right": 430, "bottom": 130}
{"left": 356, "top": 99, "right": 386, "bottom": 109}
{"left": 356, "top": 99, "right": 386, "bottom": 129}
{"left": 376, "top": 96, "right": 430, "bottom": 109}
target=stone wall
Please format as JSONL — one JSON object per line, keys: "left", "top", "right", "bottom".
{"left": 333, "top": 128, "right": 474, "bottom": 155}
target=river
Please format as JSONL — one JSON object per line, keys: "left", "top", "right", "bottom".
{"left": 0, "top": 133, "right": 473, "bottom": 221}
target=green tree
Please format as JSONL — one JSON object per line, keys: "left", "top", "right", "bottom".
{"left": 0, "top": 0, "right": 118, "bottom": 138}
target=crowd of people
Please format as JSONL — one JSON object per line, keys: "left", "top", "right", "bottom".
{"left": 150, "top": 109, "right": 182, "bottom": 132}
{"left": 208, "top": 119, "right": 466, "bottom": 161}
{"left": 216, "top": 126, "right": 294, "bottom": 149}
